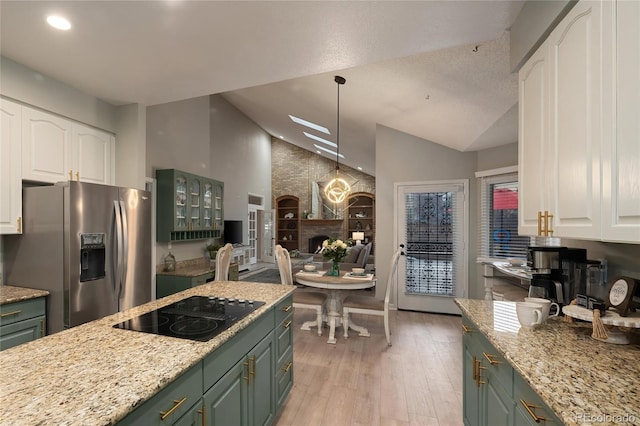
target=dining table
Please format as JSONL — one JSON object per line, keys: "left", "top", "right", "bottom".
{"left": 294, "top": 269, "right": 376, "bottom": 344}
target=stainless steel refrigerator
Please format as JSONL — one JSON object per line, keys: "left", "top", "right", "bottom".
{"left": 4, "top": 181, "right": 152, "bottom": 334}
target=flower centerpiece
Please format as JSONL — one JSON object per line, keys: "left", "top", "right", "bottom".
{"left": 322, "top": 238, "right": 352, "bottom": 276}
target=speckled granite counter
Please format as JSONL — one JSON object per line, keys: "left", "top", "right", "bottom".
{"left": 156, "top": 257, "right": 214, "bottom": 277}
{"left": 456, "top": 298, "right": 640, "bottom": 426}
{"left": 0, "top": 285, "right": 49, "bottom": 305}
{"left": 0, "top": 281, "right": 295, "bottom": 425}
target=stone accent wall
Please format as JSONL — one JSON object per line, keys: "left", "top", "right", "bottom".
{"left": 271, "top": 137, "right": 375, "bottom": 247}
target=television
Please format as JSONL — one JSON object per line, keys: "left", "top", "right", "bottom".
{"left": 224, "top": 220, "right": 243, "bottom": 245}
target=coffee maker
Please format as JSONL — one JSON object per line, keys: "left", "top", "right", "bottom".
{"left": 527, "top": 246, "right": 587, "bottom": 306}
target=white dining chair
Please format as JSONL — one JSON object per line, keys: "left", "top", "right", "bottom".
{"left": 342, "top": 247, "right": 403, "bottom": 346}
{"left": 214, "top": 243, "right": 234, "bottom": 281}
{"left": 275, "top": 245, "right": 327, "bottom": 336}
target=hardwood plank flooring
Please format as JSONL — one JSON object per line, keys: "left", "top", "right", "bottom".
{"left": 275, "top": 308, "right": 463, "bottom": 426}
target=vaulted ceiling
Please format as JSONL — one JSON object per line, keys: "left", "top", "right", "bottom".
{"left": 0, "top": 1, "right": 525, "bottom": 175}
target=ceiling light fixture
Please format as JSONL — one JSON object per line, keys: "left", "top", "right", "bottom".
{"left": 46, "top": 15, "right": 71, "bottom": 30}
{"left": 323, "top": 75, "right": 351, "bottom": 204}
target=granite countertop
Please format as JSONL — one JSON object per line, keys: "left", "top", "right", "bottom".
{"left": 0, "top": 281, "right": 295, "bottom": 425}
{"left": 0, "top": 285, "right": 49, "bottom": 305}
{"left": 455, "top": 298, "right": 640, "bottom": 426}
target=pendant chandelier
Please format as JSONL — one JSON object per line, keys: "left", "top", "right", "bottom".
{"left": 324, "top": 75, "right": 351, "bottom": 204}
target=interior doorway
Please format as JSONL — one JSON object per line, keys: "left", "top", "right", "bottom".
{"left": 248, "top": 193, "right": 266, "bottom": 265}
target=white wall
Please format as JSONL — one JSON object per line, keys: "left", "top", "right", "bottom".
{"left": 375, "top": 124, "right": 481, "bottom": 304}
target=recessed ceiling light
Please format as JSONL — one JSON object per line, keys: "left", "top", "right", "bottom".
{"left": 289, "top": 115, "right": 329, "bottom": 134}
{"left": 47, "top": 15, "right": 71, "bottom": 30}
{"left": 303, "top": 132, "right": 337, "bottom": 148}
{"left": 279, "top": 135, "right": 284, "bottom": 139}
{"left": 314, "top": 144, "right": 344, "bottom": 159}
{"left": 357, "top": 166, "right": 363, "bottom": 171}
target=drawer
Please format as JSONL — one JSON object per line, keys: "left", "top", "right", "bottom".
{"left": 476, "top": 333, "right": 513, "bottom": 397}
{"left": 275, "top": 295, "right": 294, "bottom": 325}
{"left": 276, "top": 313, "right": 293, "bottom": 366}
{"left": 276, "top": 347, "right": 293, "bottom": 407}
{"left": 118, "top": 363, "right": 203, "bottom": 426}
{"left": 514, "top": 372, "right": 562, "bottom": 425}
{"left": 0, "top": 315, "right": 46, "bottom": 351}
{"left": 192, "top": 272, "right": 213, "bottom": 286}
{"left": 0, "top": 298, "right": 46, "bottom": 327}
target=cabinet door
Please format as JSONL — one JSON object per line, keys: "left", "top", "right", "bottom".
{"left": 483, "top": 375, "right": 513, "bottom": 426}
{"left": 22, "top": 106, "right": 72, "bottom": 183}
{"left": 214, "top": 181, "right": 224, "bottom": 232}
{"left": 462, "top": 338, "right": 481, "bottom": 426}
{"left": 602, "top": 0, "right": 640, "bottom": 243}
{"left": 547, "top": 1, "right": 602, "bottom": 240}
{"left": 203, "top": 180, "right": 214, "bottom": 229}
{"left": 0, "top": 98, "right": 22, "bottom": 234}
{"left": 189, "top": 176, "right": 202, "bottom": 230}
{"left": 175, "top": 172, "right": 190, "bottom": 230}
{"left": 71, "top": 123, "right": 114, "bottom": 185}
{"left": 518, "top": 44, "right": 550, "bottom": 236}
{"left": 249, "top": 332, "right": 275, "bottom": 426}
{"left": 203, "top": 357, "right": 248, "bottom": 426}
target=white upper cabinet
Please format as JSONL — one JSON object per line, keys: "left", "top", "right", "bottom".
{"left": 21, "top": 105, "right": 114, "bottom": 185}
{"left": 518, "top": 43, "right": 550, "bottom": 237}
{"left": 22, "top": 105, "right": 72, "bottom": 183}
{"left": 0, "top": 98, "right": 23, "bottom": 234}
{"left": 601, "top": 0, "right": 640, "bottom": 243}
{"left": 547, "top": 1, "right": 602, "bottom": 240}
{"left": 519, "top": 0, "right": 638, "bottom": 243}
{"left": 72, "top": 123, "right": 115, "bottom": 185}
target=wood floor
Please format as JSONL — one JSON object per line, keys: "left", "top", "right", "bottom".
{"left": 275, "top": 307, "right": 463, "bottom": 426}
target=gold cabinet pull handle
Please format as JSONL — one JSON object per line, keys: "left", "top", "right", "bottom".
{"left": 547, "top": 212, "right": 554, "bottom": 236}
{"left": 17, "top": 217, "right": 22, "bottom": 233}
{"left": 283, "top": 320, "right": 292, "bottom": 329}
{"left": 243, "top": 359, "right": 251, "bottom": 384}
{"left": 197, "top": 406, "right": 206, "bottom": 426}
{"left": 40, "top": 319, "right": 46, "bottom": 337}
{"left": 482, "top": 352, "right": 502, "bottom": 365}
{"left": 472, "top": 355, "right": 478, "bottom": 383}
{"left": 75, "top": 171, "right": 80, "bottom": 181}
{"left": 461, "top": 324, "right": 472, "bottom": 333}
{"left": 159, "top": 397, "right": 187, "bottom": 420}
{"left": 69, "top": 170, "right": 73, "bottom": 180}
{"left": 249, "top": 355, "right": 256, "bottom": 379}
{"left": 476, "top": 359, "right": 487, "bottom": 386}
{"left": 520, "top": 399, "right": 546, "bottom": 423}
{"left": 0, "top": 310, "right": 22, "bottom": 318}
{"left": 281, "top": 305, "right": 292, "bottom": 313}
{"left": 537, "top": 211, "right": 543, "bottom": 236}
{"left": 281, "top": 361, "right": 293, "bottom": 373}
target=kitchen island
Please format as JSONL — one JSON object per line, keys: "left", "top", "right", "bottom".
{"left": 456, "top": 298, "right": 640, "bottom": 426}
{"left": 0, "top": 281, "right": 295, "bottom": 425}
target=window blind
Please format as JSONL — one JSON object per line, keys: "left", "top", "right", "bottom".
{"left": 478, "top": 172, "right": 532, "bottom": 261}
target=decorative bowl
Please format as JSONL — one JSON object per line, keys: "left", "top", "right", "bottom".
{"left": 303, "top": 264, "right": 317, "bottom": 272}
{"left": 352, "top": 267, "right": 365, "bottom": 275}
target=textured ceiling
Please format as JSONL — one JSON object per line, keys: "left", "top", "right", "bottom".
{"left": 0, "top": 1, "right": 525, "bottom": 175}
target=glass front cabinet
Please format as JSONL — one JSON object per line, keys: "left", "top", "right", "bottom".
{"left": 156, "top": 169, "right": 224, "bottom": 242}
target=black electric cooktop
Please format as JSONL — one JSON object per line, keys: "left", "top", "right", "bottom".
{"left": 113, "top": 296, "right": 265, "bottom": 342}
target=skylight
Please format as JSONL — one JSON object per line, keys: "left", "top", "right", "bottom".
{"left": 314, "top": 144, "right": 344, "bottom": 158}
{"left": 303, "top": 132, "right": 337, "bottom": 148}
{"left": 289, "top": 115, "right": 330, "bottom": 134}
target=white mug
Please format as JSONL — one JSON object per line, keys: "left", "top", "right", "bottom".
{"left": 524, "top": 297, "right": 560, "bottom": 321}
{"left": 516, "top": 302, "right": 544, "bottom": 329}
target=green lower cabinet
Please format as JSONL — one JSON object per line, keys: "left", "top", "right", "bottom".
{"left": 0, "top": 297, "right": 46, "bottom": 351}
{"left": 156, "top": 272, "right": 214, "bottom": 299}
{"left": 118, "top": 363, "right": 203, "bottom": 426}
{"left": 462, "top": 314, "right": 559, "bottom": 426}
{"left": 203, "top": 331, "right": 275, "bottom": 426}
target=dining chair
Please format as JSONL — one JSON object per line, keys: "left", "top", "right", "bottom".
{"left": 275, "top": 244, "right": 327, "bottom": 336}
{"left": 342, "top": 247, "right": 403, "bottom": 346}
{"left": 214, "top": 243, "right": 234, "bottom": 281}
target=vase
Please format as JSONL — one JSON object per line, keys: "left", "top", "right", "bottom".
{"left": 327, "top": 260, "right": 340, "bottom": 276}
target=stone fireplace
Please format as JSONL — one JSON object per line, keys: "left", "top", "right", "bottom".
{"left": 308, "top": 235, "right": 330, "bottom": 253}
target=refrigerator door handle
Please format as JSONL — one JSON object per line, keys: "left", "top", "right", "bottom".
{"left": 119, "top": 200, "right": 129, "bottom": 295}
{"left": 114, "top": 200, "right": 125, "bottom": 298}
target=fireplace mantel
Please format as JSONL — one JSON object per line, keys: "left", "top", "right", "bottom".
{"left": 301, "top": 219, "right": 343, "bottom": 225}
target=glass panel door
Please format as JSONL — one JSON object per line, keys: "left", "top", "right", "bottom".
{"left": 396, "top": 181, "right": 468, "bottom": 314}
{"left": 190, "top": 178, "right": 201, "bottom": 229}
{"left": 203, "top": 182, "right": 212, "bottom": 228}
{"left": 175, "top": 175, "right": 187, "bottom": 230}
